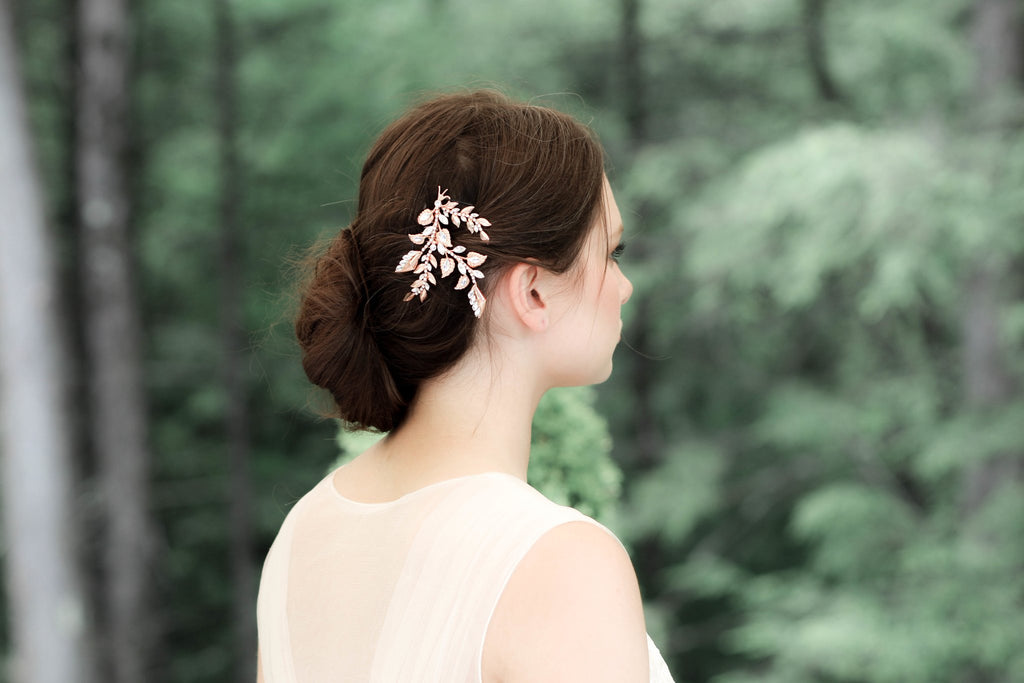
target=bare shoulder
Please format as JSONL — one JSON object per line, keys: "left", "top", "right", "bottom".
{"left": 483, "top": 521, "right": 649, "bottom": 683}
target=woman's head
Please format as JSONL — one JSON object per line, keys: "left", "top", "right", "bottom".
{"left": 296, "top": 90, "right": 609, "bottom": 432}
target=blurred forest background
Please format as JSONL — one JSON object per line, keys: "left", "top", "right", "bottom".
{"left": 1, "top": 0, "right": 1023, "bottom": 681}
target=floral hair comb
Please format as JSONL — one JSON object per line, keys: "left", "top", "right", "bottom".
{"left": 396, "top": 187, "right": 491, "bottom": 318}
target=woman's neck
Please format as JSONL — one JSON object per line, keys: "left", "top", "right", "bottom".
{"left": 364, "top": 342, "right": 545, "bottom": 488}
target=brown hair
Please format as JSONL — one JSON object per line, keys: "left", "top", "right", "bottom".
{"left": 295, "top": 90, "right": 606, "bottom": 431}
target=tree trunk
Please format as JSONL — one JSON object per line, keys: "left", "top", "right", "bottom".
{"left": 961, "top": 0, "right": 1022, "bottom": 516}
{"left": 620, "top": 0, "right": 646, "bottom": 146}
{"left": 970, "top": 0, "right": 1021, "bottom": 98}
{"left": 0, "top": 2, "right": 96, "bottom": 681}
{"left": 618, "top": 0, "right": 661, "bottom": 468}
{"left": 801, "top": 0, "right": 842, "bottom": 103}
{"left": 215, "top": 0, "right": 257, "bottom": 679}
{"left": 963, "top": 263, "right": 1012, "bottom": 408}
{"left": 76, "top": 0, "right": 157, "bottom": 680}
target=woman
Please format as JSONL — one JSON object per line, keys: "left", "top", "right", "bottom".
{"left": 257, "top": 90, "right": 675, "bottom": 682}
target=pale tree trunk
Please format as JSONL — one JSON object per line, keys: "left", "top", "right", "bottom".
{"left": 76, "top": 0, "right": 157, "bottom": 679}
{"left": 0, "top": 2, "right": 96, "bottom": 681}
{"left": 970, "top": 0, "right": 1021, "bottom": 99}
{"left": 961, "top": 0, "right": 1022, "bottom": 515}
{"left": 215, "top": 0, "right": 257, "bottom": 679}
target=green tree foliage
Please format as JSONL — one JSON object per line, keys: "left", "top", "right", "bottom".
{"left": 602, "top": 2, "right": 1024, "bottom": 680}
{"left": 528, "top": 387, "right": 622, "bottom": 521}
{"left": 11, "top": 0, "right": 1024, "bottom": 681}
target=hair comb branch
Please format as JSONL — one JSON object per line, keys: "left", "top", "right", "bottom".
{"left": 396, "top": 187, "right": 491, "bottom": 317}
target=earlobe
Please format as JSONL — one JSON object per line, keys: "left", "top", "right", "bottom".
{"left": 505, "top": 262, "right": 549, "bottom": 332}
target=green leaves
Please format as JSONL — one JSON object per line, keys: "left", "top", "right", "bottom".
{"left": 916, "top": 404, "right": 1024, "bottom": 481}
{"left": 621, "top": 440, "right": 725, "bottom": 546}
{"left": 791, "top": 483, "right": 916, "bottom": 579}
{"left": 688, "top": 124, "right": 966, "bottom": 315}
{"left": 528, "top": 387, "right": 622, "bottom": 521}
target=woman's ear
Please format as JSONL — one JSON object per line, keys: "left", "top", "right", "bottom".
{"left": 502, "top": 262, "right": 550, "bottom": 332}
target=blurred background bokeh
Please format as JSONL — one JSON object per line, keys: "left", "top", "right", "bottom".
{"left": 2, "top": 0, "right": 1023, "bottom": 681}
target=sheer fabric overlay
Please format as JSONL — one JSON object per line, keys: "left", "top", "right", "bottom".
{"left": 257, "top": 470, "right": 675, "bottom": 682}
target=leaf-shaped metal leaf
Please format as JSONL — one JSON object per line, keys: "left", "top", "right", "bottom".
{"left": 466, "top": 252, "right": 487, "bottom": 268}
{"left": 440, "top": 257, "right": 455, "bottom": 278}
{"left": 468, "top": 285, "right": 486, "bottom": 318}
{"left": 396, "top": 250, "right": 421, "bottom": 273}
{"left": 455, "top": 274, "right": 470, "bottom": 290}
{"left": 417, "top": 209, "right": 434, "bottom": 226}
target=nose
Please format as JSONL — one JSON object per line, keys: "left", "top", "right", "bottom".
{"left": 620, "top": 268, "right": 633, "bottom": 305}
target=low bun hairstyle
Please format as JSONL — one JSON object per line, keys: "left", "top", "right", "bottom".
{"left": 296, "top": 90, "right": 606, "bottom": 432}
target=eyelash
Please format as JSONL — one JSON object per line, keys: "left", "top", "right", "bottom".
{"left": 611, "top": 242, "right": 626, "bottom": 261}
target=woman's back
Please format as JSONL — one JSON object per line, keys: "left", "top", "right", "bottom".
{"left": 258, "top": 470, "right": 672, "bottom": 682}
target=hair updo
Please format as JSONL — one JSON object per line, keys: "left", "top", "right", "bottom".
{"left": 295, "top": 90, "right": 606, "bottom": 432}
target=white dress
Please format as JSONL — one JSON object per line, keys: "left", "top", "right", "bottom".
{"left": 257, "top": 470, "right": 675, "bottom": 682}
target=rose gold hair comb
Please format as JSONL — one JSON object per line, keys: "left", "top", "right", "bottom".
{"left": 396, "top": 187, "right": 492, "bottom": 318}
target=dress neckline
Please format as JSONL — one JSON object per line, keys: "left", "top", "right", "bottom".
{"left": 326, "top": 469, "right": 525, "bottom": 510}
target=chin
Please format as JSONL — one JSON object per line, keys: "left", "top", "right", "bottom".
{"left": 583, "top": 359, "right": 615, "bottom": 386}
{"left": 552, "top": 360, "right": 613, "bottom": 388}
{"left": 551, "top": 341, "right": 617, "bottom": 387}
